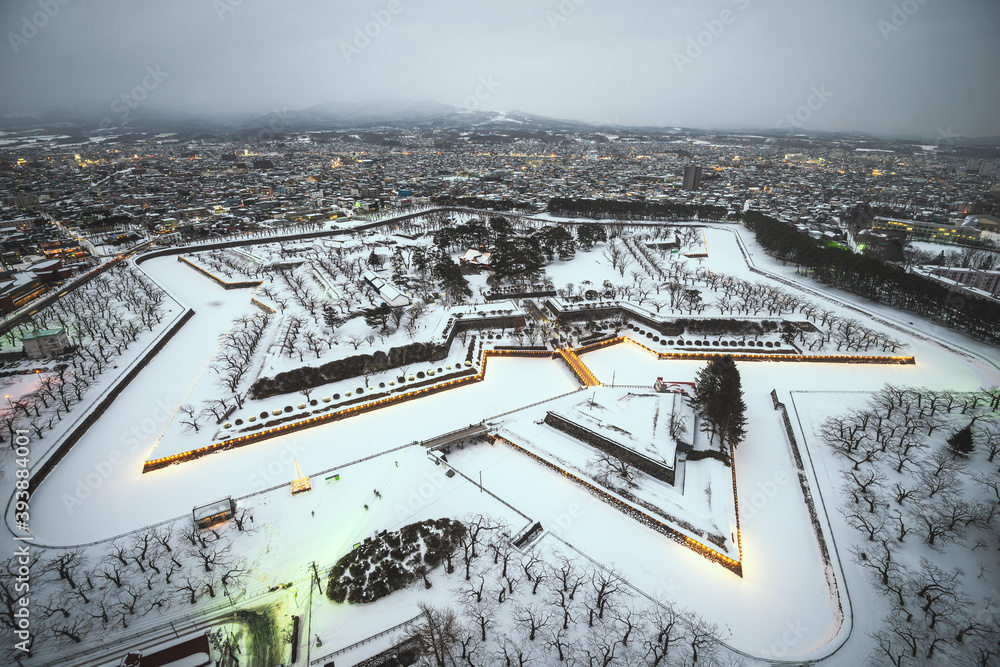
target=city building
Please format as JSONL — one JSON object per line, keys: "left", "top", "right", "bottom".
{"left": 0, "top": 274, "right": 46, "bottom": 313}
{"left": 926, "top": 267, "right": 1000, "bottom": 299}
{"left": 682, "top": 165, "right": 702, "bottom": 191}
{"left": 21, "top": 327, "right": 71, "bottom": 359}
{"left": 871, "top": 217, "right": 981, "bottom": 245}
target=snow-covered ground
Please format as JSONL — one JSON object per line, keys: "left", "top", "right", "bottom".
{"left": 25, "top": 250, "right": 579, "bottom": 543}
{"left": 5, "top": 215, "right": 998, "bottom": 666}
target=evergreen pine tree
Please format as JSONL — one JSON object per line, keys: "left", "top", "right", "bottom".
{"left": 693, "top": 356, "right": 748, "bottom": 450}
{"left": 947, "top": 422, "right": 975, "bottom": 457}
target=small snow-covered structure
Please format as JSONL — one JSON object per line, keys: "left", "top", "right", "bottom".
{"left": 460, "top": 246, "right": 493, "bottom": 268}
{"left": 192, "top": 497, "right": 235, "bottom": 529}
{"left": 362, "top": 269, "right": 410, "bottom": 307}
{"left": 291, "top": 459, "right": 312, "bottom": 495}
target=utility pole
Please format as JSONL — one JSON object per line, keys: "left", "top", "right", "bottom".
{"left": 311, "top": 561, "right": 324, "bottom": 595}
{"left": 304, "top": 574, "right": 315, "bottom": 666}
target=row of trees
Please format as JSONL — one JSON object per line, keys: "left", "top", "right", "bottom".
{"left": 821, "top": 385, "right": 1000, "bottom": 666}
{"left": 569, "top": 228, "right": 904, "bottom": 354}
{"left": 430, "top": 196, "right": 535, "bottom": 213}
{"left": 250, "top": 340, "right": 448, "bottom": 399}
{"left": 0, "top": 264, "right": 170, "bottom": 448}
{"left": 0, "top": 516, "right": 254, "bottom": 663}
{"left": 384, "top": 515, "right": 736, "bottom": 666}
{"left": 549, "top": 198, "right": 728, "bottom": 222}
{"left": 6, "top": 264, "right": 167, "bottom": 351}
{"left": 744, "top": 211, "right": 1000, "bottom": 345}
{"left": 176, "top": 313, "right": 275, "bottom": 432}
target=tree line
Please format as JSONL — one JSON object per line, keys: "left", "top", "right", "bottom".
{"left": 0, "top": 516, "right": 254, "bottom": 662}
{"left": 250, "top": 340, "right": 448, "bottom": 399}
{"left": 548, "top": 197, "right": 728, "bottom": 222}
{"left": 743, "top": 212, "right": 1000, "bottom": 345}
{"left": 0, "top": 264, "right": 170, "bottom": 448}
{"left": 334, "top": 514, "right": 736, "bottom": 666}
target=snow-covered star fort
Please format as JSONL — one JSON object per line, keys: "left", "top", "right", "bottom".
{"left": 4, "top": 211, "right": 998, "bottom": 666}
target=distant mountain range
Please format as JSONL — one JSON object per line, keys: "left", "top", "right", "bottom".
{"left": 2, "top": 98, "right": 999, "bottom": 148}
{"left": 0, "top": 98, "right": 602, "bottom": 136}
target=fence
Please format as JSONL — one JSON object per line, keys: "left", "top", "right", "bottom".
{"left": 311, "top": 613, "right": 422, "bottom": 665}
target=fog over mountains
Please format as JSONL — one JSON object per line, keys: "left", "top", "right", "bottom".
{"left": 3, "top": 98, "right": 999, "bottom": 149}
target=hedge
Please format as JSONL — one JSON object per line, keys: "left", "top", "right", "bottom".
{"left": 251, "top": 341, "right": 448, "bottom": 399}
{"left": 326, "top": 518, "right": 466, "bottom": 604}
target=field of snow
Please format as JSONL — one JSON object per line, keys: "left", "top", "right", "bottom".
{"left": 23, "top": 251, "right": 578, "bottom": 543}
{"left": 5, "top": 215, "right": 998, "bottom": 666}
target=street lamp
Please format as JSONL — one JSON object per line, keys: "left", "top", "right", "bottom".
{"left": 277, "top": 583, "right": 299, "bottom": 611}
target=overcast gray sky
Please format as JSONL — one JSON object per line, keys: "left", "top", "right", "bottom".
{"left": 3, "top": 0, "right": 999, "bottom": 137}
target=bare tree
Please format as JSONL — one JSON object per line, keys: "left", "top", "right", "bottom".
{"left": 870, "top": 627, "right": 910, "bottom": 667}
{"left": 50, "top": 549, "right": 87, "bottom": 591}
{"left": 590, "top": 452, "right": 639, "bottom": 490}
{"left": 846, "top": 507, "right": 886, "bottom": 541}
{"left": 460, "top": 515, "right": 499, "bottom": 580}
{"left": 544, "top": 625, "right": 573, "bottom": 663}
{"left": 178, "top": 404, "right": 201, "bottom": 433}
{"left": 687, "top": 615, "right": 721, "bottom": 664}
{"left": 403, "top": 603, "right": 460, "bottom": 667}
{"left": 521, "top": 552, "right": 545, "bottom": 595}
{"left": 152, "top": 524, "right": 175, "bottom": 553}
{"left": 461, "top": 591, "right": 496, "bottom": 642}
{"left": 514, "top": 603, "right": 552, "bottom": 642}
{"left": 644, "top": 599, "right": 687, "bottom": 666}
{"left": 585, "top": 566, "right": 624, "bottom": 626}
{"left": 174, "top": 575, "right": 202, "bottom": 605}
